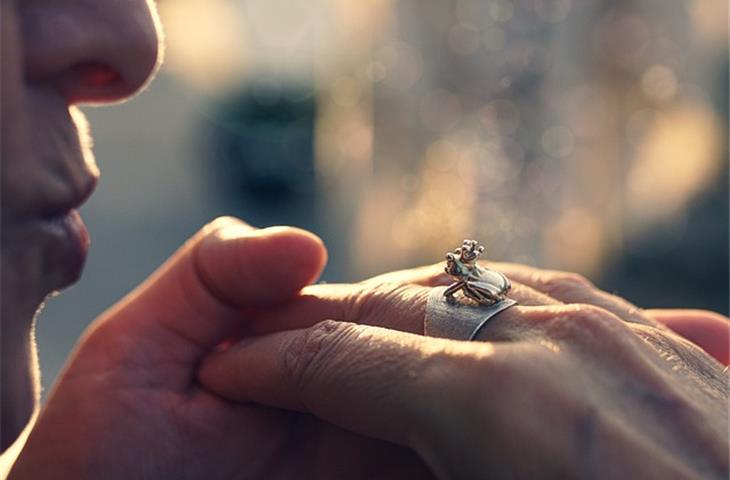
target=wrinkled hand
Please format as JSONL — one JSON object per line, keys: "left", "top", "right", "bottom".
{"left": 10, "top": 218, "right": 431, "bottom": 480}
{"left": 200, "top": 263, "right": 730, "bottom": 479}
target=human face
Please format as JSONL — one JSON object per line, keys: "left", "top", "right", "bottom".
{"left": 1, "top": 0, "right": 161, "bottom": 450}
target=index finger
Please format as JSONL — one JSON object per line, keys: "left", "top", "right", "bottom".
{"left": 199, "top": 320, "right": 502, "bottom": 449}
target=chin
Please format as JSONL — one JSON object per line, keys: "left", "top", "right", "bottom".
{"left": 0, "top": 270, "right": 42, "bottom": 454}
{"left": 0, "top": 236, "right": 79, "bottom": 453}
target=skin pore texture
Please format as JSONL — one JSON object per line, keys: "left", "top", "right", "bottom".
{"left": 1, "top": 0, "right": 728, "bottom": 478}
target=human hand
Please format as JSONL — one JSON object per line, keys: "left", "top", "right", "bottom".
{"left": 9, "top": 218, "right": 431, "bottom": 479}
{"left": 200, "top": 262, "right": 730, "bottom": 479}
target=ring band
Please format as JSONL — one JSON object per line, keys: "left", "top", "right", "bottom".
{"left": 424, "top": 287, "right": 518, "bottom": 341}
{"left": 467, "top": 298, "right": 518, "bottom": 340}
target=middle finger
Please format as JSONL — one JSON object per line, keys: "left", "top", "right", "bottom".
{"left": 245, "top": 279, "right": 559, "bottom": 338}
{"left": 488, "top": 262, "right": 657, "bottom": 326}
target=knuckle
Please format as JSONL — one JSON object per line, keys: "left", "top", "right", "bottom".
{"left": 283, "top": 320, "right": 357, "bottom": 391}
{"left": 539, "top": 272, "right": 594, "bottom": 298}
{"left": 199, "top": 216, "right": 245, "bottom": 238}
{"left": 343, "top": 286, "right": 373, "bottom": 323}
{"left": 544, "top": 304, "right": 627, "bottom": 342}
{"left": 345, "top": 283, "right": 426, "bottom": 329}
{"left": 207, "top": 216, "right": 242, "bottom": 230}
{"left": 572, "top": 304, "right": 623, "bottom": 332}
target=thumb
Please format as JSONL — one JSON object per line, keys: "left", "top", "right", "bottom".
{"left": 94, "top": 217, "right": 327, "bottom": 361}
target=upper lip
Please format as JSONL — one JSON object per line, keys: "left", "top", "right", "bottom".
{"left": 15, "top": 91, "right": 100, "bottom": 222}
{"left": 40, "top": 173, "right": 98, "bottom": 219}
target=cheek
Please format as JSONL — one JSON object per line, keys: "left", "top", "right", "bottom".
{"left": 1, "top": 2, "right": 25, "bottom": 126}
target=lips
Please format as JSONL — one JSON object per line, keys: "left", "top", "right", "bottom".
{"left": 45, "top": 210, "right": 91, "bottom": 284}
{"left": 30, "top": 154, "right": 98, "bottom": 290}
{"left": 21, "top": 165, "right": 97, "bottom": 292}
{"left": 2, "top": 93, "right": 100, "bottom": 290}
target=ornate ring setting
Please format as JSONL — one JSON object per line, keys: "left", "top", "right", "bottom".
{"left": 443, "top": 239, "right": 511, "bottom": 306}
{"left": 424, "top": 240, "right": 517, "bottom": 341}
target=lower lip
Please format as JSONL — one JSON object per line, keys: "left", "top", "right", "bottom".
{"left": 36, "top": 210, "right": 90, "bottom": 288}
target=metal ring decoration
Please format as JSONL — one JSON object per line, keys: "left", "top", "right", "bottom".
{"left": 443, "top": 239, "right": 511, "bottom": 306}
{"left": 423, "top": 240, "right": 518, "bottom": 341}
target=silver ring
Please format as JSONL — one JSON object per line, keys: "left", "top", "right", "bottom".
{"left": 443, "top": 239, "right": 511, "bottom": 306}
{"left": 424, "top": 287, "right": 518, "bottom": 340}
{"left": 423, "top": 240, "right": 517, "bottom": 341}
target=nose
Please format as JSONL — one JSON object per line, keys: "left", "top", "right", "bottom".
{"left": 21, "top": 0, "right": 162, "bottom": 104}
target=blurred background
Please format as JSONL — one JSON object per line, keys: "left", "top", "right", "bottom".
{"left": 38, "top": 0, "right": 728, "bottom": 394}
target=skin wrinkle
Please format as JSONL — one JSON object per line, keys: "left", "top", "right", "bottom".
{"left": 345, "top": 326, "right": 441, "bottom": 446}
{"left": 317, "top": 326, "right": 421, "bottom": 438}
{"left": 536, "top": 272, "right": 595, "bottom": 297}
{"left": 285, "top": 320, "right": 354, "bottom": 408}
{"left": 347, "top": 282, "right": 429, "bottom": 333}
{"left": 631, "top": 325, "right": 728, "bottom": 398}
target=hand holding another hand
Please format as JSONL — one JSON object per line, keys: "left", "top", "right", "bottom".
{"left": 10, "top": 219, "right": 432, "bottom": 480}
{"left": 10, "top": 220, "right": 727, "bottom": 480}
{"left": 200, "top": 263, "right": 730, "bottom": 479}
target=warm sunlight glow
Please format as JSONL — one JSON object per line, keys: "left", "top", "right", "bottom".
{"left": 627, "top": 102, "right": 724, "bottom": 226}
{"left": 158, "top": 0, "right": 248, "bottom": 92}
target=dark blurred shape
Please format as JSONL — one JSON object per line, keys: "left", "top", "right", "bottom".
{"left": 602, "top": 167, "right": 729, "bottom": 315}
{"left": 206, "top": 83, "right": 316, "bottom": 198}
{"left": 201, "top": 82, "right": 319, "bottom": 229}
